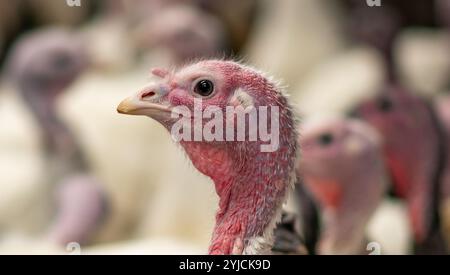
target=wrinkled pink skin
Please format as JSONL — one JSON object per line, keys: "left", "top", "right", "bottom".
{"left": 299, "top": 119, "right": 386, "bottom": 254}
{"left": 355, "top": 86, "right": 440, "bottom": 243}
{"left": 47, "top": 175, "right": 107, "bottom": 246}
{"left": 120, "top": 61, "right": 298, "bottom": 254}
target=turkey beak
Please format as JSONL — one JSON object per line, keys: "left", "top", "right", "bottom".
{"left": 117, "top": 86, "right": 171, "bottom": 117}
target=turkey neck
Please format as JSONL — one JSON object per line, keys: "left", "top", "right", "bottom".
{"left": 181, "top": 138, "right": 297, "bottom": 255}
{"left": 21, "top": 84, "right": 88, "bottom": 176}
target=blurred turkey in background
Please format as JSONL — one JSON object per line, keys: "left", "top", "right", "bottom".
{"left": 0, "top": 0, "right": 449, "bottom": 255}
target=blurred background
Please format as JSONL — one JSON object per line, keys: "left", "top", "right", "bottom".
{"left": 0, "top": 0, "right": 449, "bottom": 255}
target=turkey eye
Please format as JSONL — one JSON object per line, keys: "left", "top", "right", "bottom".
{"left": 377, "top": 97, "right": 393, "bottom": 112}
{"left": 29, "top": 74, "right": 48, "bottom": 88}
{"left": 53, "top": 54, "right": 71, "bottom": 69}
{"left": 318, "top": 133, "right": 334, "bottom": 146}
{"left": 194, "top": 80, "right": 214, "bottom": 97}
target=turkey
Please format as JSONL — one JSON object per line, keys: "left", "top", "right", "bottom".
{"left": 299, "top": 118, "right": 387, "bottom": 254}
{"left": 4, "top": 27, "right": 108, "bottom": 246}
{"left": 117, "top": 60, "right": 302, "bottom": 254}
{"left": 353, "top": 85, "right": 448, "bottom": 254}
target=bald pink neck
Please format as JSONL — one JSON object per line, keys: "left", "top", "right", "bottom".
{"left": 181, "top": 140, "right": 295, "bottom": 255}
